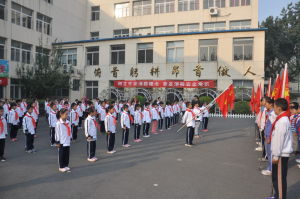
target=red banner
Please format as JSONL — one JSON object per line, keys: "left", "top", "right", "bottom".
{"left": 0, "top": 78, "right": 8, "bottom": 86}
{"left": 114, "top": 80, "right": 215, "bottom": 88}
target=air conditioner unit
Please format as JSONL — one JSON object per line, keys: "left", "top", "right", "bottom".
{"left": 209, "top": 7, "right": 218, "bottom": 16}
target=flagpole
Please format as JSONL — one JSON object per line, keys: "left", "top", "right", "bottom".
{"left": 281, "top": 63, "right": 288, "bottom": 98}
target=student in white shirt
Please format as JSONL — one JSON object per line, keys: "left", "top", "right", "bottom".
{"left": 48, "top": 102, "right": 58, "bottom": 146}
{"left": 201, "top": 102, "right": 210, "bottom": 132}
{"left": 121, "top": 105, "right": 132, "bottom": 147}
{"left": 193, "top": 101, "right": 202, "bottom": 138}
{"left": 158, "top": 102, "right": 164, "bottom": 132}
{"left": 23, "top": 104, "right": 36, "bottom": 153}
{"left": 84, "top": 107, "right": 99, "bottom": 162}
{"left": 143, "top": 102, "right": 152, "bottom": 138}
{"left": 134, "top": 104, "right": 143, "bottom": 142}
{"left": 105, "top": 105, "right": 117, "bottom": 154}
{"left": 16, "top": 100, "right": 24, "bottom": 128}
{"left": 182, "top": 102, "right": 195, "bottom": 147}
{"left": 98, "top": 101, "right": 107, "bottom": 133}
{"left": 55, "top": 108, "right": 72, "bottom": 173}
{"left": 77, "top": 101, "right": 84, "bottom": 129}
{"left": 8, "top": 102, "right": 19, "bottom": 142}
{"left": 0, "top": 106, "right": 8, "bottom": 162}
{"left": 165, "top": 102, "right": 171, "bottom": 130}
{"left": 70, "top": 103, "right": 79, "bottom": 142}
{"left": 3, "top": 100, "right": 10, "bottom": 121}
{"left": 151, "top": 103, "right": 160, "bottom": 134}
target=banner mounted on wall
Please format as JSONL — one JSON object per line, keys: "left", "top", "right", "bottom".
{"left": 114, "top": 80, "right": 215, "bottom": 88}
{"left": 0, "top": 60, "right": 9, "bottom": 78}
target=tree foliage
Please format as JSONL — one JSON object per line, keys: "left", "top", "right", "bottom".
{"left": 261, "top": 2, "right": 300, "bottom": 81}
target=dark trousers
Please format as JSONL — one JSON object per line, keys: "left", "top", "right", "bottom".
{"left": 106, "top": 133, "right": 115, "bottom": 151}
{"left": 58, "top": 146, "right": 70, "bottom": 169}
{"left": 272, "top": 157, "right": 289, "bottom": 199}
{"left": 79, "top": 117, "right": 83, "bottom": 128}
{"left": 0, "top": 138, "right": 5, "bottom": 157}
{"left": 261, "top": 130, "right": 266, "bottom": 158}
{"left": 10, "top": 125, "right": 19, "bottom": 139}
{"left": 87, "top": 140, "right": 96, "bottom": 159}
{"left": 165, "top": 117, "right": 170, "bottom": 129}
{"left": 122, "top": 128, "right": 129, "bottom": 145}
{"left": 158, "top": 119, "right": 163, "bottom": 130}
{"left": 50, "top": 127, "right": 55, "bottom": 145}
{"left": 143, "top": 123, "right": 150, "bottom": 136}
{"left": 72, "top": 125, "right": 78, "bottom": 140}
{"left": 203, "top": 117, "right": 209, "bottom": 129}
{"left": 186, "top": 127, "right": 195, "bottom": 145}
{"left": 134, "top": 124, "right": 141, "bottom": 140}
{"left": 100, "top": 121, "right": 105, "bottom": 133}
{"left": 19, "top": 117, "right": 23, "bottom": 128}
{"left": 25, "top": 133, "right": 34, "bottom": 150}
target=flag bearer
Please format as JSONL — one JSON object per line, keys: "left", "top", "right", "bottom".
{"left": 182, "top": 102, "right": 195, "bottom": 147}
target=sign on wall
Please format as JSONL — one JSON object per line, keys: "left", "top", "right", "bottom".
{"left": 114, "top": 80, "right": 215, "bottom": 88}
{"left": 0, "top": 78, "right": 8, "bottom": 86}
{"left": 0, "top": 60, "right": 9, "bottom": 78}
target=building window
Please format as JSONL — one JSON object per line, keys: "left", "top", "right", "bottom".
{"left": 241, "top": 0, "right": 250, "bottom": 6}
{"left": 133, "top": 0, "right": 151, "bottom": 16}
{"left": 178, "top": 0, "right": 199, "bottom": 11}
{"left": 35, "top": 47, "right": 50, "bottom": 64}
{"left": 61, "top": 48, "right": 77, "bottom": 66}
{"left": 167, "top": 41, "right": 184, "bottom": 63}
{"left": 111, "top": 44, "right": 125, "bottom": 64}
{"left": 178, "top": 23, "right": 199, "bottom": 33}
{"left": 11, "top": 2, "right": 33, "bottom": 29}
{"left": 155, "top": 25, "right": 174, "bottom": 34}
{"left": 115, "top": 3, "right": 130, "bottom": 18}
{"left": 230, "top": 20, "right": 251, "bottom": 29}
{"left": 132, "top": 27, "right": 151, "bottom": 36}
{"left": 90, "top": 31, "right": 99, "bottom": 40}
{"left": 113, "top": 29, "right": 129, "bottom": 38}
{"left": 199, "top": 39, "right": 218, "bottom": 62}
{"left": 137, "top": 43, "right": 153, "bottom": 63}
{"left": 86, "top": 47, "right": 99, "bottom": 66}
{"left": 233, "top": 38, "right": 253, "bottom": 61}
{"left": 11, "top": 40, "right": 31, "bottom": 64}
{"left": 72, "top": 79, "right": 80, "bottom": 91}
{"left": 0, "top": 0, "right": 5, "bottom": 20}
{"left": 91, "top": 6, "right": 100, "bottom": 21}
{"left": 203, "top": 0, "right": 225, "bottom": 9}
{"left": 230, "top": 0, "right": 239, "bottom": 7}
{"left": 86, "top": 81, "right": 98, "bottom": 99}
{"left": 0, "top": 37, "right": 5, "bottom": 59}
{"left": 203, "top": 22, "right": 226, "bottom": 31}
{"left": 10, "top": 78, "right": 24, "bottom": 99}
{"left": 155, "top": 0, "right": 175, "bottom": 14}
{"left": 36, "top": 13, "right": 52, "bottom": 35}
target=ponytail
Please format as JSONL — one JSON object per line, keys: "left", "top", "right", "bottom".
{"left": 56, "top": 108, "right": 68, "bottom": 120}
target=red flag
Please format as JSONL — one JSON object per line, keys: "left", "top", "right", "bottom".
{"left": 227, "top": 84, "right": 235, "bottom": 110}
{"left": 281, "top": 64, "right": 290, "bottom": 104}
{"left": 266, "top": 77, "right": 272, "bottom": 97}
{"left": 254, "top": 84, "right": 262, "bottom": 114}
{"left": 250, "top": 87, "right": 255, "bottom": 112}
{"left": 216, "top": 88, "right": 230, "bottom": 118}
{"left": 272, "top": 74, "right": 281, "bottom": 100}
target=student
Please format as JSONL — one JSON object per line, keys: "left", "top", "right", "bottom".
{"left": 134, "top": 104, "right": 143, "bottom": 142}
{"left": 76, "top": 101, "right": 84, "bottom": 129}
{"left": 165, "top": 102, "right": 171, "bottom": 130}
{"left": 269, "top": 98, "right": 293, "bottom": 199}
{"left": 261, "top": 97, "right": 276, "bottom": 176}
{"left": 201, "top": 102, "right": 209, "bottom": 132}
{"left": 105, "top": 105, "right": 117, "bottom": 154}
{"left": 70, "top": 103, "right": 79, "bottom": 142}
{"left": 55, "top": 108, "right": 72, "bottom": 173}
{"left": 182, "top": 102, "right": 195, "bottom": 147}
{"left": 16, "top": 100, "right": 25, "bottom": 129}
{"left": 48, "top": 102, "right": 58, "bottom": 146}
{"left": 158, "top": 102, "right": 164, "bottom": 132}
{"left": 98, "top": 101, "right": 106, "bottom": 133}
{"left": 181, "top": 101, "right": 186, "bottom": 116}
{"left": 84, "top": 107, "right": 99, "bottom": 162}
{"left": 143, "top": 102, "right": 152, "bottom": 138}
{"left": 23, "top": 104, "right": 37, "bottom": 153}
{"left": 121, "top": 105, "right": 132, "bottom": 147}
{"left": 151, "top": 103, "right": 160, "bottom": 134}
{"left": 193, "top": 101, "right": 202, "bottom": 138}
{"left": 289, "top": 102, "right": 299, "bottom": 155}
{"left": 8, "top": 102, "right": 19, "bottom": 142}
{"left": 0, "top": 106, "right": 8, "bottom": 162}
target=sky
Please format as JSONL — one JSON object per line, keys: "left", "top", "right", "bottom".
{"left": 259, "top": 0, "right": 299, "bottom": 22}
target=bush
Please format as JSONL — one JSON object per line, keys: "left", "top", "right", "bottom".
{"left": 199, "top": 96, "right": 213, "bottom": 104}
{"left": 135, "top": 95, "right": 146, "bottom": 105}
{"left": 233, "top": 101, "right": 251, "bottom": 114}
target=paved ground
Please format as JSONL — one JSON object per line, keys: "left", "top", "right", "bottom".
{"left": 0, "top": 117, "right": 299, "bottom": 199}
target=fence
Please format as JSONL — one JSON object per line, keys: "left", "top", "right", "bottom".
{"left": 209, "top": 113, "right": 255, "bottom": 118}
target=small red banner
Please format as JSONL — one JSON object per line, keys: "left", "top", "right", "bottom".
{"left": 0, "top": 78, "right": 8, "bottom": 86}
{"left": 114, "top": 80, "right": 215, "bottom": 88}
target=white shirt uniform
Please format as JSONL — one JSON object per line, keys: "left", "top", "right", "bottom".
{"left": 193, "top": 107, "right": 202, "bottom": 121}
{"left": 158, "top": 106, "right": 164, "bottom": 118}
{"left": 70, "top": 109, "right": 79, "bottom": 126}
{"left": 105, "top": 113, "right": 117, "bottom": 133}
{"left": 3, "top": 104, "right": 9, "bottom": 118}
{"left": 16, "top": 106, "right": 24, "bottom": 117}
{"left": 164, "top": 106, "right": 171, "bottom": 117}
{"left": 0, "top": 116, "right": 8, "bottom": 139}
{"left": 201, "top": 106, "right": 209, "bottom": 118}
{"left": 121, "top": 111, "right": 131, "bottom": 129}
{"left": 55, "top": 119, "right": 72, "bottom": 146}
{"left": 134, "top": 110, "right": 143, "bottom": 125}
{"left": 182, "top": 109, "right": 195, "bottom": 128}
{"left": 8, "top": 109, "right": 19, "bottom": 125}
{"left": 143, "top": 108, "right": 152, "bottom": 123}
{"left": 48, "top": 110, "right": 57, "bottom": 128}
{"left": 84, "top": 115, "right": 98, "bottom": 140}
{"left": 76, "top": 105, "right": 83, "bottom": 117}
{"left": 181, "top": 102, "right": 187, "bottom": 112}
{"left": 23, "top": 113, "right": 36, "bottom": 135}
{"left": 99, "top": 106, "right": 106, "bottom": 121}
{"left": 151, "top": 108, "right": 160, "bottom": 120}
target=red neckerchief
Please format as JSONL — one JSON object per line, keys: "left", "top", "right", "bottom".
{"left": 139, "top": 111, "right": 143, "bottom": 119}
{"left": 62, "top": 122, "right": 71, "bottom": 136}
{"left": 270, "top": 111, "right": 290, "bottom": 140}
{"left": 15, "top": 111, "right": 19, "bottom": 120}
{"left": 92, "top": 118, "right": 100, "bottom": 130}
{"left": 107, "top": 113, "right": 117, "bottom": 125}
{"left": 186, "top": 108, "right": 195, "bottom": 118}
{"left": 0, "top": 117, "right": 4, "bottom": 134}
{"left": 145, "top": 108, "right": 152, "bottom": 118}
{"left": 74, "top": 111, "right": 79, "bottom": 121}
{"left": 34, "top": 107, "right": 38, "bottom": 115}
{"left": 26, "top": 113, "right": 36, "bottom": 128}
{"left": 125, "top": 111, "right": 134, "bottom": 123}
{"left": 155, "top": 108, "right": 159, "bottom": 115}
{"left": 18, "top": 106, "right": 23, "bottom": 112}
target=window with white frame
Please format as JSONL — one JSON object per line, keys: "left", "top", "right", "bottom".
{"left": 36, "top": 13, "right": 52, "bottom": 35}
{"left": 137, "top": 43, "right": 153, "bottom": 63}
{"left": 167, "top": 41, "right": 184, "bottom": 63}
{"left": 233, "top": 38, "right": 253, "bottom": 61}
{"left": 230, "top": 20, "right": 251, "bottom": 29}
{"left": 35, "top": 46, "right": 50, "bottom": 64}
{"left": 241, "top": 0, "right": 251, "bottom": 6}
{"left": 230, "top": 0, "right": 239, "bottom": 7}
{"left": 86, "top": 81, "right": 98, "bottom": 99}
{"left": 86, "top": 47, "right": 99, "bottom": 66}
{"left": 113, "top": 29, "right": 129, "bottom": 38}
{"left": 11, "top": 40, "right": 31, "bottom": 64}
{"left": 178, "top": 23, "right": 199, "bottom": 33}
{"left": 132, "top": 27, "right": 151, "bottom": 36}
{"left": 155, "top": 25, "right": 174, "bottom": 34}
{"left": 178, "top": 0, "right": 199, "bottom": 11}
{"left": 203, "top": 0, "right": 225, "bottom": 9}
{"left": 0, "top": 0, "right": 5, "bottom": 20}
{"left": 199, "top": 39, "right": 218, "bottom": 62}
{"left": 61, "top": 48, "right": 77, "bottom": 66}
{"left": 0, "top": 37, "right": 5, "bottom": 59}
{"left": 233, "top": 80, "right": 253, "bottom": 88}
{"left": 10, "top": 78, "right": 24, "bottom": 99}
{"left": 90, "top": 31, "right": 99, "bottom": 40}
{"left": 11, "top": 2, "right": 33, "bottom": 29}
{"left": 155, "top": 0, "right": 175, "bottom": 14}
{"left": 115, "top": 3, "right": 130, "bottom": 18}
{"left": 91, "top": 6, "right": 100, "bottom": 21}
{"left": 72, "top": 79, "right": 80, "bottom": 91}
{"left": 203, "top": 22, "right": 226, "bottom": 31}
{"left": 133, "top": 0, "right": 151, "bottom": 16}
{"left": 111, "top": 44, "right": 125, "bottom": 64}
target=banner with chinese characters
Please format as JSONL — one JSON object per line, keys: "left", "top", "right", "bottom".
{"left": 114, "top": 80, "right": 215, "bottom": 88}
{"left": 0, "top": 60, "right": 9, "bottom": 78}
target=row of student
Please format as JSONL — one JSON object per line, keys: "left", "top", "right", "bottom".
{"left": 255, "top": 97, "right": 296, "bottom": 199}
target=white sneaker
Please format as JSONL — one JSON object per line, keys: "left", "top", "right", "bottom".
{"left": 297, "top": 164, "right": 300, "bottom": 168}
{"left": 107, "top": 150, "right": 116, "bottom": 154}
{"left": 255, "top": 146, "right": 263, "bottom": 151}
{"left": 295, "top": 159, "right": 300, "bottom": 164}
{"left": 185, "top": 144, "right": 192, "bottom": 147}
{"left": 93, "top": 157, "right": 98, "bottom": 161}
{"left": 87, "top": 158, "right": 96, "bottom": 162}
{"left": 65, "top": 167, "right": 70, "bottom": 171}
{"left": 256, "top": 142, "right": 260, "bottom": 145}
{"left": 59, "top": 168, "right": 67, "bottom": 172}
{"left": 145, "top": 135, "right": 150, "bottom": 138}
{"left": 258, "top": 157, "right": 267, "bottom": 162}
{"left": 261, "top": 170, "right": 272, "bottom": 176}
